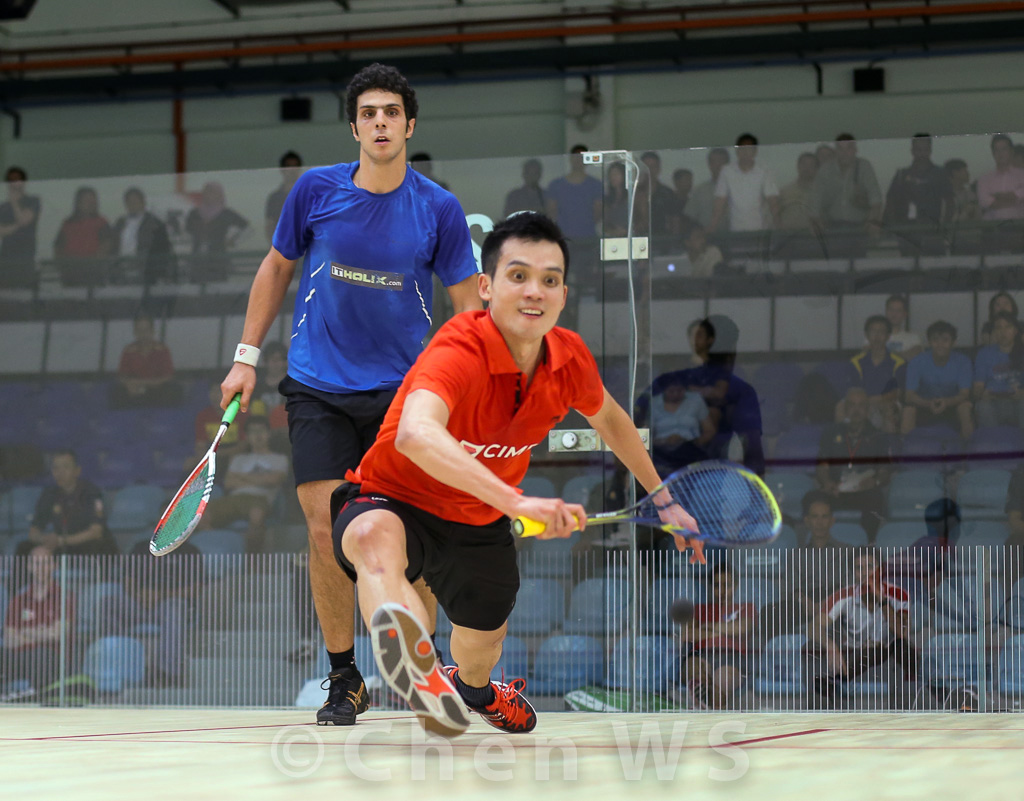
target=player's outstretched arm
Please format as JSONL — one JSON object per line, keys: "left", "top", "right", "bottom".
{"left": 584, "top": 388, "right": 705, "bottom": 562}
{"left": 220, "top": 247, "right": 299, "bottom": 412}
{"left": 396, "top": 388, "right": 583, "bottom": 538}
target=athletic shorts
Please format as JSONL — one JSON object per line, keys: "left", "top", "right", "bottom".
{"left": 280, "top": 375, "right": 397, "bottom": 486}
{"left": 330, "top": 485, "right": 520, "bottom": 632}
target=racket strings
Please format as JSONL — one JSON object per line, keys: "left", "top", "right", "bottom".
{"left": 637, "top": 466, "right": 778, "bottom": 544}
{"left": 152, "top": 464, "right": 210, "bottom": 549}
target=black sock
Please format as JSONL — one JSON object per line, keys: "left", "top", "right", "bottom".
{"left": 453, "top": 671, "right": 495, "bottom": 708}
{"left": 328, "top": 647, "right": 355, "bottom": 671}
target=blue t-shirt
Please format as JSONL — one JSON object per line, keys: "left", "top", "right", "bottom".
{"left": 905, "top": 350, "right": 972, "bottom": 399}
{"left": 850, "top": 350, "right": 906, "bottom": 396}
{"left": 974, "top": 345, "right": 1023, "bottom": 394}
{"left": 546, "top": 175, "right": 603, "bottom": 239}
{"left": 273, "top": 163, "right": 478, "bottom": 393}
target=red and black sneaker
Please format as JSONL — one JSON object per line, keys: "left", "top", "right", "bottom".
{"left": 370, "top": 603, "right": 471, "bottom": 738}
{"left": 443, "top": 666, "right": 538, "bottom": 734}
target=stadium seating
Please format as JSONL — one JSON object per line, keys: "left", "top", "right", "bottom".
{"left": 508, "top": 578, "right": 564, "bottom": 636}
{"left": 83, "top": 635, "right": 146, "bottom": 693}
{"left": 607, "top": 635, "right": 679, "bottom": 695}
{"left": 956, "top": 469, "right": 1012, "bottom": 520}
{"left": 105, "top": 484, "right": 167, "bottom": 532}
{"left": 763, "top": 472, "right": 816, "bottom": 521}
{"left": 830, "top": 522, "right": 869, "bottom": 547}
{"left": 529, "top": 635, "right": 604, "bottom": 695}
{"left": 754, "top": 634, "right": 807, "bottom": 697}
{"left": 0, "top": 486, "right": 44, "bottom": 534}
{"left": 563, "top": 578, "right": 628, "bottom": 636}
{"left": 886, "top": 470, "right": 945, "bottom": 519}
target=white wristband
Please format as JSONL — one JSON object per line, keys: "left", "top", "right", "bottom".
{"left": 233, "top": 343, "right": 261, "bottom": 367}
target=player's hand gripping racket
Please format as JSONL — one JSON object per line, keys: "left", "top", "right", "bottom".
{"left": 513, "top": 460, "right": 782, "bottom": 546}
{"left": 150, "top": 394, "right": 241, "bottom": 556}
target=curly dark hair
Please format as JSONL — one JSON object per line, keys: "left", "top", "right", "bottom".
{"left": 345, "top": 63, "right": 418, "bottom": 126}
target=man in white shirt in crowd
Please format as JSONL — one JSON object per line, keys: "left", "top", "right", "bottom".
{"left": 708, "top": 133, "right": 780, "bottom": 235}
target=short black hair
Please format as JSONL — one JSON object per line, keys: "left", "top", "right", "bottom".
{"left": 409, "top": 152, "right": 432, "bottom": 163}
{"left": 836, "top": 132, "right": 856, "bottom": 142}
{"left": 640, "top": 151, "right": 660, "bottom": 164}
{"left": 944, "top": 158, "right": 967, "bottom": 173}
{"left": 708, "top": 147, "right": 730, "bottom": 161}
{"left": 279, "top": 150, "right": 302, "bottom": 167}
{"left": 570, "top": 143, "right": 589, "bottom": 154}
{"left": 480, "top": 212, "right": 569, "bottom": 280}
{"left": 992, "top": 134, "right": 1013, "bottom": 151}
{"left": 989, "top": 291, "right": 1019, "bottom": 320}
{"left": 51, "top": 449, "right": 78, "bottom": 465}
{"left": 926, "top": 320, "right": 957, "bottom": 341}
{"left": 673, "top": 168, "right": 693, "bottom": 180}
{"left": 885, "top": 294, "right": 908, "bottom": 312}
{"left": 5, "top": 166, "right": 26, "bottom": 182}
{"left": 687, "top": 317, "right": 716, "bottom": 340}
{"left": 736, "top": 133, "right": 758, "bottom": 147}
{"left": 802, "top": 489, "right": 834, "bottom": 517}
{"left": 864, "top": 314, "right": 892, "bottom": 336}
{"left": 124, "top": 186, "right": 145, "bottom": 204}
{"left": 345, "top": 63, "right": 418, "bottom": 126}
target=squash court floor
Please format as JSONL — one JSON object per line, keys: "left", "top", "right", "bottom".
{"left": 2, "top": 707, "right": 1022, "bottom": 801}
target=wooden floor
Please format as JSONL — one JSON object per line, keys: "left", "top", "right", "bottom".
{"left": 2, "top": 707, "right": 1022, "bottom": 801}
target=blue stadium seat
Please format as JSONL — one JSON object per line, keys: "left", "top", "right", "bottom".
{"left": 519, "top": 532, "right": 579, "bottom": 579}
{"left": 886, "top": 470, "right": 945, "bottom": 519}
{"left": 763, "top": 472, "right": 816, "bottom": 520}
{"left": 563, "top": 578, "right": 629, "bottom": 636}
{"left": 192, "top": 529, "right": 246, "bottom": 579}
{"left": 77, "top": 581, "right": 127, "bottom": 635}
{"left": 83, "top": 635, "right": 145, "bottom": 693}
{"left": 494, "top": 635, "right": 530, "bottom": 681}
{"left": 996, "top": 635, "right": 1024, "bottom": 697}
{"left": 957, "top": 469, "right": 1012, "bottom": 519}
{"left": 997, "top": 578, "right": 1024, "bottom": 631}
{"left": 0, "top": 486, "right": 44, "bottom": 534}
{"left": 958, "top": 521, "right": 1009, "bottom": 547}
{"left": 735, "top": 575, "right": 778, "bottom": 608}
{"left": 900, "top": 425, "right": 960, "bottom": 465}
{"left": 753, "top": 363, "right": 805, "bottom": 436}
{"left": 561, "top": 473, "right": 604, "bottom": 506}
{"left": 508, "top": 578, "right": 564, "bottom": 636}
{"left": 529, "top": 635, "right": 604, "bottom": 695}
{"left": 772, "top": 425, "right": 824, "bottom": 473}
{"left": 874, "top": 521, "right": 928, "bottom": 548}
{"left": 754, "top": 634, "right": 807, "bottom": 697}
{"left": 932, "top": 576, "right": 1001, "bottom": 632}
{"left": 969, "top": 426, "right": 1024, "bottom": 469}
{"left": 922, "top": 633, "right": 982, "bottom": 692}
{"left": 518, "top": 476, "right": 557, "bottom": 498}
{"left": 830, "top": 522, "right": 869, "bottom": 547}
{"left": 106, "top": 484, "right": 167, "bottom": 532}
{"left": 607, "top": 635, "right": 679, "bottom": 694}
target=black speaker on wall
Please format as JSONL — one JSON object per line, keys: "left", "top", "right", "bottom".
{"left": 0, "top": 0, "right": 37, "bottom": 20}
{"left": 281, "top": 97, "right": 312, "bottom": 122}
{"left": 853, "top": 68, "right": 885, "bottom": 93}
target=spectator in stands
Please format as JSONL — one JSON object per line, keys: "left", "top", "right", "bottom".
{"left": 810, "top": 134, "right": 882, "bottom": 257}
{"left": 602, "top": 161, "right": 638, "bottom": 237}
{"left": 979, "top": 291, "right": 1019, "bottom": 347}
{"left": 972, "top": 311, "right": 1024, "bottom": 428}
{"left": 945, "top": 158, "right": 979, "bottom": 223}
{"left": 779, "top": 152, "right": 819, "bottom": 231}
{"left": 978, "top": 134, "right": 1024, "bottom": 221}
{"left": 804, "top": 548, "right": 917, "bottom": 709}
{"left": 53, "top": 186, "right": 114, "bottom": 285}
{"left": 185, "top": 182, "right": 249, "bottom": 282}
{"left": 680, "top": 563, "right": 755, "bottom": 709}
{"left": 114, "top": 187, "right": 176, "bottom": 285}
{"left": 409, "top": 152, "right": 450, "bottom": 191}
{"left": 199, "top": 416, "right": 288, "bottom": 551}
{"left": 845, "top": 315, "right": 906, "bottom": 432}
{"left": 264, "top": 150, "right": 303, "bottom": 243}
{"left": 816, "top": 387, "right": 892, "bottom": 539}
{"left": 1, "top": 545, "right": 74, "bottom": 702}
{"left": 639, "top": 151, "right": 684, "bottom": 252}
{"left": 672, "top": 168, "right": 693, "bottom": 216}
{"left": 708, "top": 133, "right": 780, "bottom": 235}
{"left": 902, "top": 320, "right": 974, "bottom": 439}
{"left": 815, "top": 143, "right": 836, "bottom": 167}
{"left": 679, "top": 222, "right": 723, "bottom": 278}
{"left": 546, "top": 144, "right": 602, "bottom": 322}
{"left": 27, "top": 450, "right": 116, "bottom": 555}
{"left": 502, "top": 158, "right": 546, "bottom": 217}
{"left": 192, "top": 382, "right": 246, "bottom": 464}
{"left": 688, "top": 147, "right": 730, "bottom": 230}
{"left": 883, "top": 134, "right": 953, "bottom": 256}
{"left": 884, "top": 294, "right": 922, "bottom": 361}
{"left": 250, "top": 340, "right": 290, "bottom": 449}
{"left": 0, "top": 166, "right": 40, "bottom": 288}
{"left": 111, "top": 313, "right": 179, "bottom": 408}
{"left": 648, "top": 371, "right": 714, "bottom": 477}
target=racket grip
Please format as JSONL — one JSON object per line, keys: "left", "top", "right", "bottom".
{"left": 513, "top": 516, "right": 581, "bottom": 538}
{"left": 221, "top": 393, "right": 242, "bottom": 425}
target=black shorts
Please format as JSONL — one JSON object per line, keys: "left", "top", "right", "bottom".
{"left": 331, "top": 486, "right": 520, "bottom": 632}
{"left": 281, "top": 375, "right": 397, "bottom": 486}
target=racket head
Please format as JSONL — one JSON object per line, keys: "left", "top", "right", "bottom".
{"left": 631, "top": 460, "right": 781, "bottom": 545}
{"left": 150, "top": 451, "right": 217, "bottom": 556}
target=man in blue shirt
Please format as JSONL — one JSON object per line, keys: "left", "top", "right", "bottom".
{"left": 220, "top": 63, "right": 481, "bottom": 727}
{"left": 848, "top": 315, "right": 906, "bottom": 432}
{"left": 901, "top": 320, "right": 973, "bottom": 439}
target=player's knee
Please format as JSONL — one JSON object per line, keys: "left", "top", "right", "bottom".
{"left": 341, "top": 519, "right": 395, "bottom": 567}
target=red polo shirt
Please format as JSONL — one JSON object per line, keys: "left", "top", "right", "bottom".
{"left": 353, "top": 310, "right": 605, "bottom": 525}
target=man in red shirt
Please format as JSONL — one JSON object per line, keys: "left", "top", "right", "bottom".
{"left": 333, "top": 212, "right": 704, "bottom": 737}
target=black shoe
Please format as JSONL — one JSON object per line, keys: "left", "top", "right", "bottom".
{"left": 316, "top": 665, "right": 369, "bottom": 726}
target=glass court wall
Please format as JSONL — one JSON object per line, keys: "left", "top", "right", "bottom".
{"left": 1, "top": 132, "right": 1023, "bottom": 712}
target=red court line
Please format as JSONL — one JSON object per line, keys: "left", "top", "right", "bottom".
{"left": 5, "top": 716, "right": 411, "bottom": 741}
{"left": 730, "top": 727, "right": 829, "bottom": 746}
